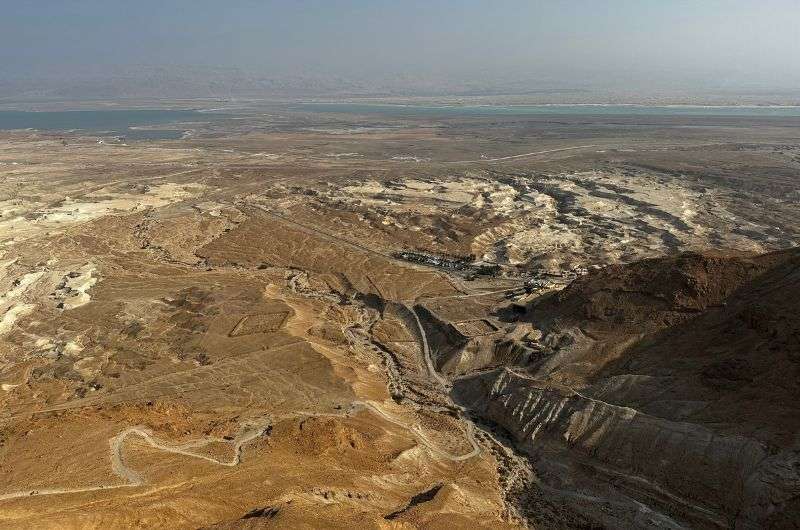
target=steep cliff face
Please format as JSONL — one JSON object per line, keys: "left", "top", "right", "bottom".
{"left": 517, "top": 250, "right": 788, "bottom": 385}
{"left": 456, "top": 369, "right": 800, "bottom": 528}
{"left": 413, "top": 305, "right": 541, "bottom": 376}
{"left": 453, "top": 248, "right": 800, "bottom": 528}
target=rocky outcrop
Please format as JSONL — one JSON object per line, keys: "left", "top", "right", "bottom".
{"left": 412, "top": 304, "right": 469, "bottom": 370}
{"left": 454, "top": 368, "right": 800, "bottom": 527}
{"left": 453, "top": 248, "right": 800, "bottom": 528}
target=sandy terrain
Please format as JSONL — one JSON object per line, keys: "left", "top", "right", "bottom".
{"left": 0, "top": 107, "right": 798, "bottom": 528}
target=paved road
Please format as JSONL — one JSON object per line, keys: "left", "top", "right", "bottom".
{"left": 418, "top": 287, "right": 523, "bottom": 301}
{"left": 248, "top": 203, "right": 409, "bottom": 267}
{"left": 446, "top": 145, "right": 597, "bottom": 164}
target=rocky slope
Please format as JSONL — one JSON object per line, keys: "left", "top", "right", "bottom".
{"left": 453, "top": 248, "right": 800, "bottom": 528}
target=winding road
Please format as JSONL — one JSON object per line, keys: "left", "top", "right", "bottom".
{"left": 1, "top": 240, "right": 489, "bottom": 504}
{"left": 0, "top": 399, "right": 478, "bottom": 502}
{"left": 408, "top": 305, "right": 450, "bottom": 389}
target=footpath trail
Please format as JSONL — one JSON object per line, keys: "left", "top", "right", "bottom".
{"left": 0, "top": 400, "right": 479, "bottom": 503}
{"left": 0, "top": 247, "right": 496, "bottom": 505}
{"left": 408, "top": 305, "right": 450, "bottom": 389}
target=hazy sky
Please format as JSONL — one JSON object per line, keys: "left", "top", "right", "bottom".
{"left": 2, "top": 0, "right": 799, "bottom": 88}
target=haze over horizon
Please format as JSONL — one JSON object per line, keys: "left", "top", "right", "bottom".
{"left": 2, "top": 0, "right": 800, "bottom": 101}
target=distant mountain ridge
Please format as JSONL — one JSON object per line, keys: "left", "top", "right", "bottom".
{"left": 2, "top": 65, "right": 799, "bottom": 105}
